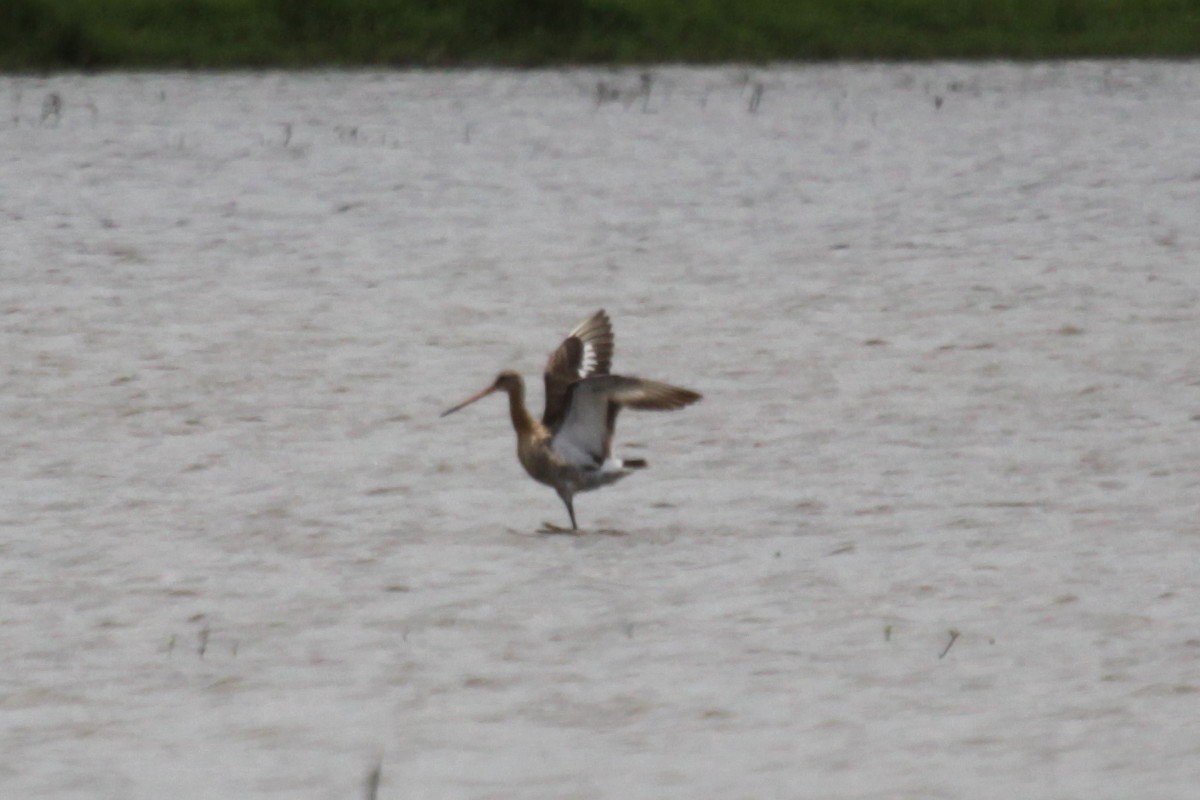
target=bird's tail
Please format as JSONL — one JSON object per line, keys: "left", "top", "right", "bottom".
{"left": 621, "top": 458, "right": 648, "bottom": 469}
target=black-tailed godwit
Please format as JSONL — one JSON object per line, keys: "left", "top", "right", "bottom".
{"left": 441, "top": 310, "right": 701, "bottom": 530}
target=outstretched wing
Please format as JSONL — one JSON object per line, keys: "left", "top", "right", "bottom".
{"left": 542, "top": 309, "right": 614, "bottom": 429}
{"left": 550, "top": 375, "right": 702, "bottom": 467}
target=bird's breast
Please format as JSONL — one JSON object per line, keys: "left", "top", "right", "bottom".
{"left": 517, "top": 434, "right": 559, "bottom": 488}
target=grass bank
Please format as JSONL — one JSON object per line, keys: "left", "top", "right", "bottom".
{"left": 4, "top": 0, "right": 1200, "bottom": 70}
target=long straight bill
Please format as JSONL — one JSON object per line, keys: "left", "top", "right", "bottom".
{"left": 440, "top": 384, "right": 496, "bottom": 417}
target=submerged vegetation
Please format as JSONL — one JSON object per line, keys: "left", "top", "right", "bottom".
{"left": 3, "top": 0, "right": 1200, "bottom": 69}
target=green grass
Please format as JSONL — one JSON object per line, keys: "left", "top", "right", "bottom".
{"left": 3, "top": 0, "right": 1200, "bottom": 70}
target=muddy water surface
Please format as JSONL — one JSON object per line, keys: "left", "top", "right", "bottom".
{"left": 3, "top": 63, "right": 1199, "bottom": 798}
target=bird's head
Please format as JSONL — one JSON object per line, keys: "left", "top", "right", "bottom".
{"left": 440, "top": 370, "right": 522, "bottom": 417}
{"left": 492, "top": 370, "right": 521, "bottom": 392}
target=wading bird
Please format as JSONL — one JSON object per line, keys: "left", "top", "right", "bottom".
{"left": 441, "top": 310, "right": 701, "bottom": 530}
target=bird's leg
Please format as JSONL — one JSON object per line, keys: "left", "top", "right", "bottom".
{"left": 539, "top": 488, "right": 579, "bottom": 534}
{"left": 556, "top": 487, "right": 578, "bottom": 531}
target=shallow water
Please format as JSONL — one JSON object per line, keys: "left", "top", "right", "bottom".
{"left": 3, "top": 63, "right": 1200, "bottom": 798}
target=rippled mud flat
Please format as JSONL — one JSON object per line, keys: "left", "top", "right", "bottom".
{"left": 3, "top": 63, "right": 1199, "bottom": 798}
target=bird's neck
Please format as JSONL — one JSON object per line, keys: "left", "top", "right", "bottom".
{"left": 503, "top": 381, "right": 537, "bottom": 438}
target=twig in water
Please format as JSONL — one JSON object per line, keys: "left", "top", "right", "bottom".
{"left": 748, "top": 82, "right": 764, "bottom": 114}
{"left": 364, "top": 757, "right": 382, "bottom": 800}
{"left": 939, "top": 629, "right": 960, "bottom": 659}
{"left": 595, "top": 81, "right": 619, "bottom": 107}
{"left": 41, "top": 92, "right": 62, "bottom": 125}
{"left": 198, "top": 627, "right": 210, "bottom": 659}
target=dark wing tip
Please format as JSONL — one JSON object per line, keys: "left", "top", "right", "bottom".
{"left": 661, "top": 386, "right": 702, "bottom": 410}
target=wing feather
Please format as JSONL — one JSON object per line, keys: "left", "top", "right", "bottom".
{"left": 597, "top": 376, "right": 702, "bottom": 411}
{"left": 550, "top": 375, "right": 701, "bottom": 467}
{"left": 542, "top": 310, "right": 614, "bottom": 428}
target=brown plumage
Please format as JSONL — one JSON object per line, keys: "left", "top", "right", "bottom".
{"left": 441, "top": 310, "right": 701, "bottom": 530}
